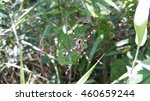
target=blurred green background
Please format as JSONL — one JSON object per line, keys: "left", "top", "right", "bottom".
{"left": 0, "top": 0, "right": 150, "bottom": 84}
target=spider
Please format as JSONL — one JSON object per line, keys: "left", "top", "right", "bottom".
{"left": 63, "top": 38, "right": 83, "bottom": 56}
{"left": 63, "top": 27, "right": 95, "bottom": 63}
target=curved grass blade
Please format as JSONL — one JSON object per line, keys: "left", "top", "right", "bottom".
{"left": 76, "top": 54, "right": 104, "bottom": 84}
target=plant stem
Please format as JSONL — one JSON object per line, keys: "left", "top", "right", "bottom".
{"left": 131, "top": 45, "right": 140, "bottom": 69}
{"left": 127, "top": 45, "right": 140, "bottom": 84}
{"left": 19, "top": 45, "right": 25, "bottom": 83}
{"left": 52, "top": 60, "right": 60, "bottom": 84}
{"left": 20, "top": 0, "right": 24, "bottom": 10}
{"left": 12, "top": 22, "right": 25, "bottom": 84}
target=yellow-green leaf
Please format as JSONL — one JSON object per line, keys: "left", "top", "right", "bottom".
{"left": 134, "top": 0, "right": 150, "bottom": 46}
{"left": 85, "top": 3, "right": 98, "bottom": 18}
{"left": 104, "top": 0, "right": 120, "bottom": 11}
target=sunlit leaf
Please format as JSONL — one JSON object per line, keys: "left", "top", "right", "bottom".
{"left": 15, "top": 5, "right": 35, "bottom": 26}
{"left": 134, "top": 0, "right": 150, "bottom": 46}
{"left": 104, "top": 0, "right": 120, "bottom": 11}
{"left": 115, "top": 39, "right": 129, "bottom": 47}
{"left": 0, "top": 12, "right": 8, "bottom": 18}
{"left": 136, "top": 59, "right": 150, "bottom": 71}
{"left": 0, "top": 8, "right": 9, "bottom": 18}
{"left": 85, "top": 2, "right": 98, "bottom": 18}
{"left": 62, "top": 25, "right": 67, "bottom": 34}
{"left": 111, "top": 73, "right": 128, "bottom": 84}
{"left": 128, "top": 74, "right": 143, "bottom": 84}
{"left": 96, "top": 2, "right": 111, "bottom": 15}
{"left": 127, "top": 63, "right": 149, "bottom": 84}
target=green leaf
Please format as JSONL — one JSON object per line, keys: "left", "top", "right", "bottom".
{"left": 115, "top": 39, "right": 129, "bottom": 47}
{"left": 141, "top": 75, "right": 150, "bottom": 84}
{"left": 57, "top": 32, "right": 79, "bottom": 65}
{"left": 15, "top": 5, "right": 35, "bottom": 26}
{"left": 76, "top": 54, "right": 104, "bottom": 84}
{"left": 111, "top": 73, "right": 128, "bottom": 84}
{"left": 127, "top": 64, "right": 143, "bottom": 84}
{"left": 128, "top": 74, "right": 143, "bottom": 84}
{"left": 96, "top": 3, "right": 111, "bottom": 15}
{"left": 42, "top": 54, "right": 50, "bottom": 64}
{"left": 44, "top": 24, "right": 51, "bottom": 36}
{"left": 127, "top": 61, "right": 150, "bottom": 84}
{"left": 0, "top": 9, "right": 8, "bottom": 18}
{"left": 89, "top": 35, "right": 102, "bottom": 61}
{"left": 0, "top": 12, "right": 8, "bottom": 18}
{"left": 57, "top": 25, "right": 88, "bottom": 65}
{"left": 134, "top": 0, "right": 150, "bottom": 46}
{"left": 110, "top": 59, "right": 127, "bottom": 82}
{"left": 136, "top": 59, "right": 150, "bottom": 71}
{"left": 85, "top": 2, "right": 98, "bottom": 18}
{"left": 139, "top": 68, "right": 150, "bottom": 84}
{"left": 104, "top": 0, "right": 120, "bottom": 11}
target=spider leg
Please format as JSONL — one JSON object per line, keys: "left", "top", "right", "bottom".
{"left": 63, "top": 47, "right": 76, "bottom": 56}
{"left": 80, "top": 51, "right": 91, "bottom": 64}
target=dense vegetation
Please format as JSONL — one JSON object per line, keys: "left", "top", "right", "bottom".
{"left": 0, "top": 0, "right": 150, "bottom": 84}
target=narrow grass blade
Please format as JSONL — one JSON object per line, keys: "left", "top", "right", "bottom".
{"left": 76, "top": 54, "right": 104, "bottom": 84}
{"left": 15, "top": 5, "right": 36, "bottom": 26}
{"left": 89, "top": 35, "right": 102, "bottom": 61}
{"left": 12, "top": 22, "right": 25, "bottom": 84}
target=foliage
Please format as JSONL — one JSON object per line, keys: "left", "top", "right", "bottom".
{"left": 0, "top": 0, "right": 150, "bottom": 84}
